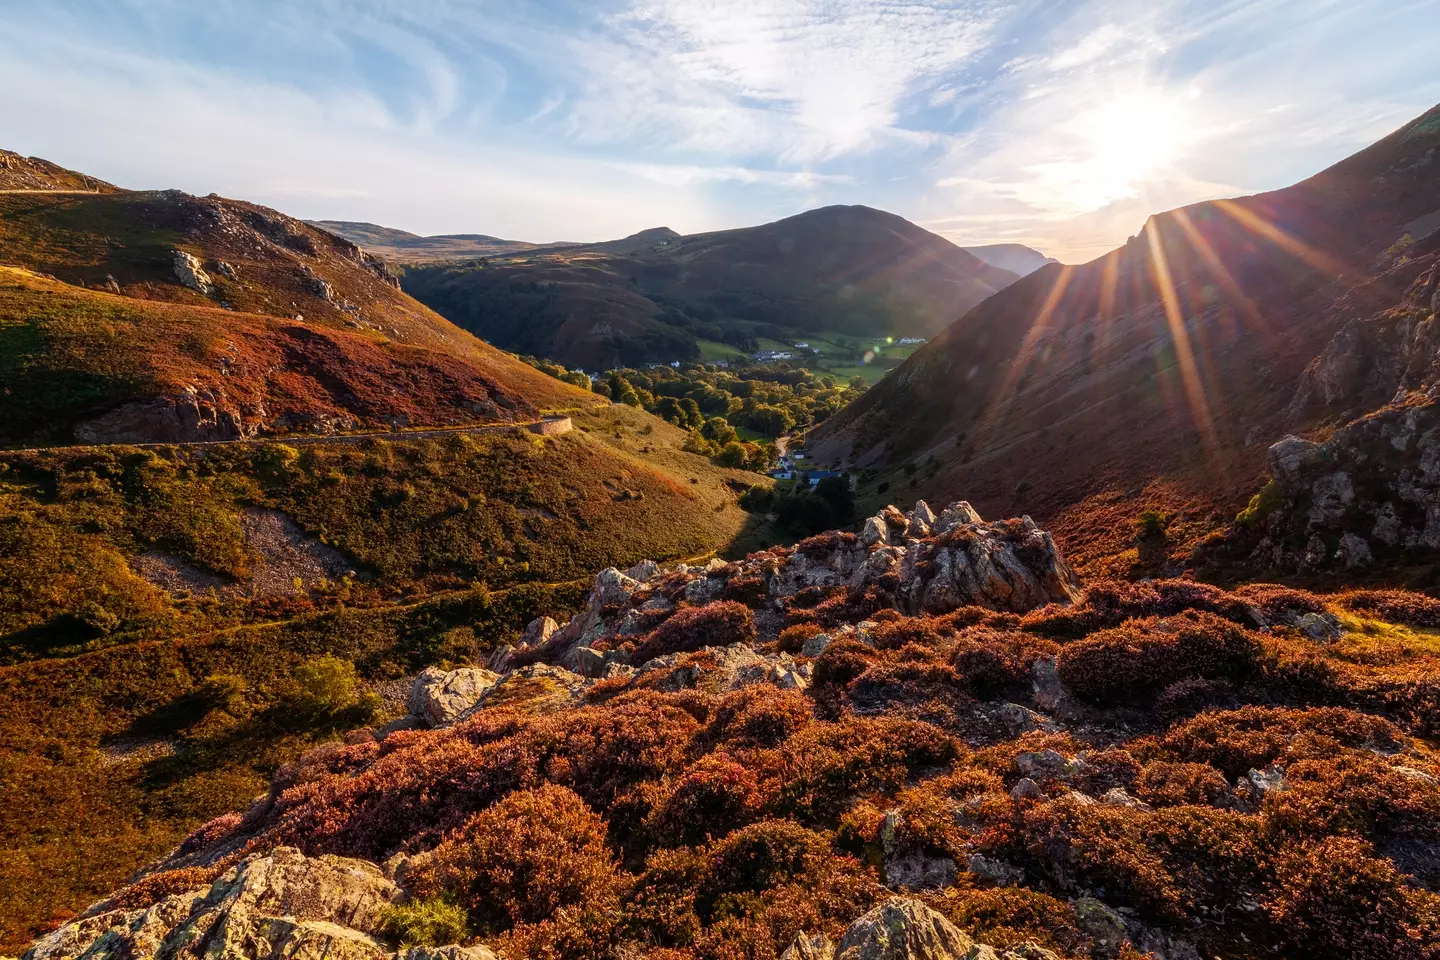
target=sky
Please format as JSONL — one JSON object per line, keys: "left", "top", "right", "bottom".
{"left": 2, "top": 0, "right": 1438, "bottom": 263}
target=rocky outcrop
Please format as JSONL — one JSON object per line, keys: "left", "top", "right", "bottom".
{"left": 518, "top": 502, "right": 1079, "bottom": 676}
{"left": 172, "top": 250, "right": 213, "bottom": 295}
{"left": 74, "top": 386, "right": 263, "bottom": 444}
{"left": 405, "top": 666, "right": 501, "bottom": 727}
{"left": 21, "top": 848, "right": 498, "bottom": 960}
{"left": 1210, "top": 402, "right": 1440, "bottom": 571}
{"left": 833, "top": 898, "right": 976, "bottom": 960}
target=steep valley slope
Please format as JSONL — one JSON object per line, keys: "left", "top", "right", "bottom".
{"left": 399, "top": 205, "right": 1019, "bottom": 369}
{"left": 812, "top": 103, "right": 1440, "bottom": 576}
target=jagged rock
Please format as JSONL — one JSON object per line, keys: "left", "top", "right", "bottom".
{"left": 781, "top": 933, "right": 836, "bottom": 960}
{"left": 1072, "top": 897, "right": 1127, "bottom": 958}
{"left": 861, "top": 515, "right": 890, "bottom": 547}
{"left": 172, "top": 250, "right": 212, "bottom": 294}
{"left": 561, "top": 645, "right": 608, "bottom": 678}
{"left": 624, "top": 559, "right": 659, "bottom": 580}
{"left": 997, "top": 703, "right": 1060, "bottom": 736}
{"left": 932, "top": 501, "right": 982, "bottom": 534}
{"left": 74, "top": 385, "right": 260, "bottom": 444}
{"left": 518, "top": 616, "right": 558, "bottom": 649}
{"left": 406, "top": 666, "right": 501, "bottom": 727}
{"left": 1267, "top": 435, "right": 1326, "bottom": 488}
{"left": 1014, "top": 750, "right": 1075, "bottom": 781}
{"left": 835, "top": 897, "right": 976, "bottom": 960}
{"left": 802, "top": 633, "right": 833, "bottom": 658}
{"left": 1337, "top": 532, "right": 1374, "bottom": 567}
{"left": 965, "top": 855, "right": 1024, "bottom": 887}
{"left": 885, "top": 851, "right": 957, "bottom": 891}
{"left": 458, "top": 663, "right": 587, "bottom": 716}
{"left": 1099, "top": 788, "right": 1151, "bottom": 810}
{"left": 1242, "top": 765, "right": 1288, "bottom": 797}
{"left": 1009, "top": 778, "right": 1042, "bottom": 801}
{"left": 1295, "top": 612, "right": 1343, "bottom": 643}
{"left": 212, "top": 260, "right": 238, "bottom": 281}
{"left": 25, "top": 847, "right": 404, "bottom": 960}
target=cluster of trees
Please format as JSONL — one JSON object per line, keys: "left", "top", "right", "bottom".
{"left": 739, "top": 475, "right": 856, "bottom": 536}
{"left": 526, "top": 359, "right": 868, "bottom": 473}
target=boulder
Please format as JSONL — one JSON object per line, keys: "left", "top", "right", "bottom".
{"left": 782, "top": 933, "right": 837, "bottom": 960}
{"left": 835, "top": 897, "right": 976, "bottom": 960}
{"left": 406, "top": 666, "right": 501, "bottom": 727}
{"left": 25, "top": 847, "right": 405, "bottom": 960}
{"left": 518, "top": 615, "right": 559, "bottom": 649}
{"left": 172, "top": 250, "right": 212, "bottom": 294}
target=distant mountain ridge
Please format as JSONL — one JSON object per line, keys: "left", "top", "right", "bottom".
{"left": 962, "top": 243, "right": 1060, "bottom": 276}
{"left": 310, "top": 220, "right": 576, "bottom": 263}
{"left": 400, "top": 204, "right": 1021, "bottom": 369}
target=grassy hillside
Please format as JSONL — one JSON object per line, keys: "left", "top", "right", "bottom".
{"left": 0, "top": 149, "right": 118, "bottom": 192}
{"left": 0, "top": 412, "right": 772, "bottom": 949}
{"left": 0, "top": 186, "right": 596, "bottom": 444}
{"left": 402, "top": 206, "right": 1018, "bottom": 370}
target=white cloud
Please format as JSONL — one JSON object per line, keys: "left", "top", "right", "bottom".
{"left": 565, "top": 0, "right": 1007, "bottom": 162}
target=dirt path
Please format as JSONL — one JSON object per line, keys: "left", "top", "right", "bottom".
{"left": 4, "top": 416, "right": 573, "bottom": 456}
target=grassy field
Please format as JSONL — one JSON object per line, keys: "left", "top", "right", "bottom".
{"left": 694, "top": 338, "right": 747, "bottom": 362}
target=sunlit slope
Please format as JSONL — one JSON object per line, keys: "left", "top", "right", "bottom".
{"left": 0, "top": 180, "right": 600, "bottom": 445}
{"left": 813, "top": 103, "right": 1440, "bottom": 526}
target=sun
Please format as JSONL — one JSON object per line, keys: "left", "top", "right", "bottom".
{"left": 1040, "top": 88, "right": 1191, "bottom": 214}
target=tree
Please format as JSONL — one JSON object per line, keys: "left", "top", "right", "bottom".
{"left": 700, "top": 417, "right": 738, "bottom": 446}
{"left": 743, "top": 404, "right": 796, "bottom": 438}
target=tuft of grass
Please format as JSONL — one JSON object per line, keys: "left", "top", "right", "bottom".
{"left": 382, "top": 897, "right": 471, "bottom": 947}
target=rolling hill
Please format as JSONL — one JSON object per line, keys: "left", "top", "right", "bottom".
{"left": 308, "top": 220, "right": 575, "bottom": 264}
{"left": 0, "top": 149, "right": 117, "bottom": 192}
{"left": 400, "top": 205, "right": 1020, "bottom": 369}
{"left": 0, "top": 170, "right": 600, "bottom": 446}
{"left": 811, "top": 103, "right": 1440, "bottom": 572}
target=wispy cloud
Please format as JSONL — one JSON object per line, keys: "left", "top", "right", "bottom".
{"left": 0, "top": 0, "right": 1436, "bottom": 261}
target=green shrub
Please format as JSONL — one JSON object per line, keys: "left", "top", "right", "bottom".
{"left": 286, "top": 655, "right": 362, "bottom": 718}
{"left": 382, "top": 896, "right": 471, "bottom": 947}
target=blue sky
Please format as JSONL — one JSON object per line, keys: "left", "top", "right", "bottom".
{"left": 2, "top": 0, "right": 1437, "bottom": 261}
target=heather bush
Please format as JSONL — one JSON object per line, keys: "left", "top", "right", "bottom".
{"left": 106, "top": 866, "right": 221, "bottom": 912}
{"left": 1266, "top": 837, "right": 1428, "bottom": 960}
{"left": 922, "top": 886, "right": 1087, "bottom": 954}
{"left": 408, "top": 784, "right": 623, "bottom": 935}
{"left": 951, "top": 628, "right": 1057, "bottom": 695}
{"left": 1262, "top": 753, "right": 1440, "bottom": 844}
{"left": 705, "top": 686, "right": 812, "bottom": 750}
{"left": 759, "top": 717, "right": 959, "bottom": 823}
{"left": 633, "top": 602, "right": 756, "bottom": 663}
{"left": 1143, "top": 706, "right": 1404, "bottom": 779}
{"left": 775, "top": 624, "right": 820, "bottom": 655}
{"left": 1056, "top": 611, "right": 1265, "bottom": 704}
{"left": 809, "top": 639, "right": 878, "bottom": 690}
{"left": 1134, "top": 762, "right": 1230, "bottom": 808}
{"left": 647, "top": 753, "right": 762, "bottom": 847}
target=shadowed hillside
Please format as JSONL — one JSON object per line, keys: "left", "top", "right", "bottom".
{"left": 813, "top": 104, "right": 1440, "bottom": 571}
{"left": 402, "top": 205, "right": 1020, "bottom": 369}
